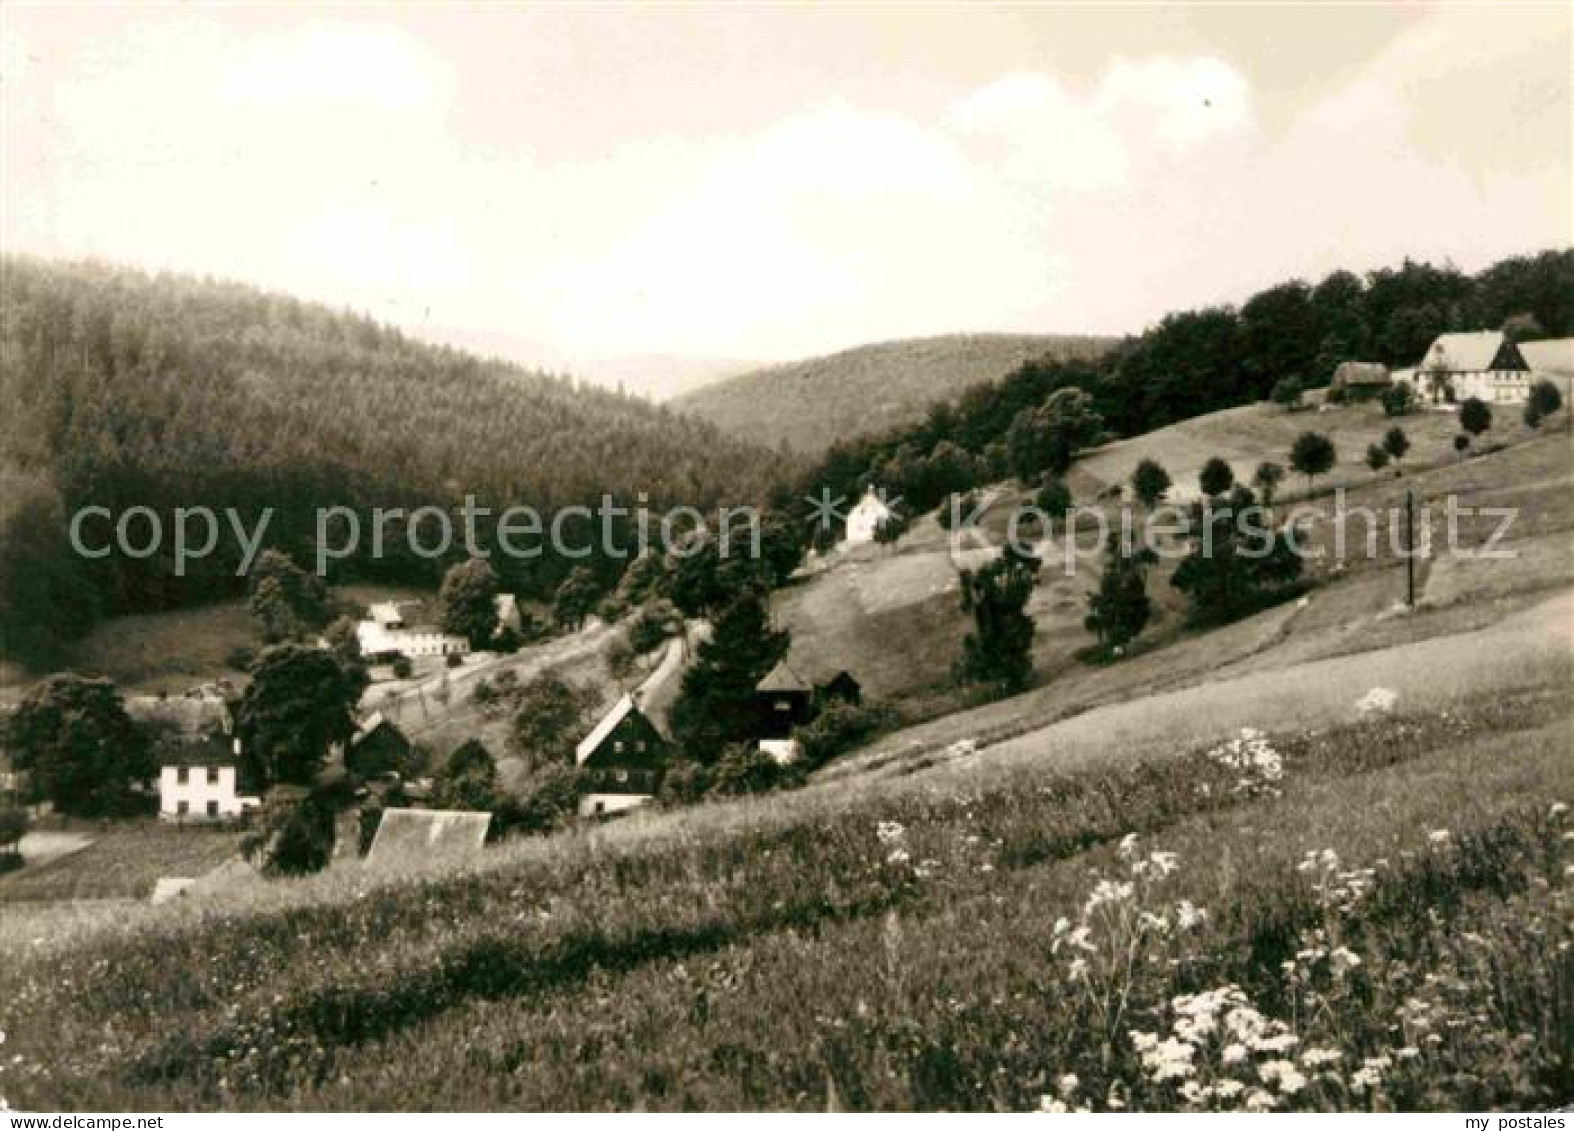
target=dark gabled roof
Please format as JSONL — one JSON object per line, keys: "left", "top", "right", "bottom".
{"left": 158, "top": 731, "right": 237, "bottom": 768}
{"left": 756, "top": 660, "right": 812, "bottom": 694}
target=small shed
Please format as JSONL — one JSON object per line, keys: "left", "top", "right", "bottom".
{"left": 818, "top": 670, "right": 863, "bottom": 707}
{"left": 1328, "top": 361, "right": 1391, "bottom": 400}
{"left": 756, "top": 661, "right": 814, "bottom": 739}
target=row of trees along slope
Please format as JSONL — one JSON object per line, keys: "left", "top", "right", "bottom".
{"left": 791, "top": 250, "right": 1574, "bottom": 519}
{"left": 0, "top": 256, "right": 795, "bottom": 667}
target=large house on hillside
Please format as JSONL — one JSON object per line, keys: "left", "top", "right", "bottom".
{"left": 1396, "top": 331, "right": 1532, "bottom": 407}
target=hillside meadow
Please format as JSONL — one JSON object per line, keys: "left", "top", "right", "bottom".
{"left": 0, "top": 675, "right": 1567, "bottom": 1110}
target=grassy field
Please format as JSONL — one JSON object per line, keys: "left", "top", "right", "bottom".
{"left": 0, "top": 822, "right": 245, "bottom": 903}
{"left": 1, "top": 676, "right": 1566, "bottom": 1110}
{"left": 0, "top": 582, "right": 430, "bottom": 701}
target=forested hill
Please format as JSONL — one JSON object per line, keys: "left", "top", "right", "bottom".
{"left": 791, "top": 249, "right": 1574, "bottom": 521}
{"left": 0, "top": 257, "right": 793, "bottom": 665}
{"left": 673, "top": 333, "right": 1113, "bottom": 454}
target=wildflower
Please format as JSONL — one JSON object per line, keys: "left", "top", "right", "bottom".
{"left": 1055, "top": 1073, "right": 1080, "bottom": 1099}
{"left": 1551, "top": 801, "right": 1569, "bottom": 819}
{"left": 1355, "top": 687, "right": 1398, "bottom": 715}
{"left": 876, "top": 820, "right": 906, "bottom": 845}
{"left": 1427, "top": 829, "right": 1451, "bottom": 845}
{"left": 1175, "top": 900, "right": 1207, "bottom": 930}
{"left": 1221, "top": 1043, "right": 1248, "bottom": 1065}
{"left": 886, "top": 848, "right": 911, "bottom": 867}
{"left": 1118, "top": 832, "right": 1140, "bottom": 858}
{"left": 1258, "top": 1060, "right": 1308, "bottom": 1094}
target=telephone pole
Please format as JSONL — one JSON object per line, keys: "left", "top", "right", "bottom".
{"left": 1405, "top": 489, "right": 1416, "bottom": 608}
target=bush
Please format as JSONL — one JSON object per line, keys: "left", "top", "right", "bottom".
{"left": 796, "top": 701, "right": 896, "bottom": 770}
{"left": 707, "top": 743, "right": 784, "bottom": 796}
{"left": 444, "top": 652, "right": 463, "bottom": 669}
{"left": 1381, "top": 383, "right": 1417, "bottom": 417}
{"left": 391, "top": 655, "right": 413, "bottom": 679}
{"left": 225, "top": 645, "right": 257, "bottom": 673}
{"left": 0, "top": 806, "right": 28, "bottom": 861}
{"left": 245, "top": 788, "right": 341, "bottom": 876}
{"left": 658, "top": 760, "right": 713, "bottom": 805}
{"left": 494, "top": 763, "right": 584, "bottom": 838}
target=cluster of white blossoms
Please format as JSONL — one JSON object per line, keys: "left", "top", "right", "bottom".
{"left": 1129, "top": 984, "right": 1315, "bottom": 1111}
{"left": 1297, "top": 848, "right": 1378, "bottom": 915}
{"left": 1355, "top": 687, "right": 1399, "bottom": 716}
{"left": 875, "top": 820, "right": 910, "bottom": 866}
{"left": 1203, "top": 727, "right": 1285, "bottom": 797}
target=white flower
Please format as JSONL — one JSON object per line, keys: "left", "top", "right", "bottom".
{"left": 1427, "top": 829, "right": 1451, "bottom": 845}
{"left": 876, "top": 820, "right": 906, "bottom": 844}
{"left": 1175, "top": 900, "right": 1207, "bottom": 930}
{"left": 1222, "top": 1042, "right": 1249, "bottom": 1065}
{"left": 1551, "top": 801, "right": 1569, "bottom": 819}
{"left": 1259, "top": 1060, "right": 1308, "bottom": 1094}
{"left": 1356, "top": 687, "right": 1398, "bottom": 715}
{"left": 1301, "top": 1047, "right": 1341, "bottom": 1068}
{"left": 1055, "top": 1073, "right": 1080, "bottom": 1099}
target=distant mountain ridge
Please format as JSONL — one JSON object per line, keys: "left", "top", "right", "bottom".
{"left": 409, "top": 323, "right": 756, "bottom": 401}
{"left": 673, "top": 333, "right": 1116, "bottom": 453}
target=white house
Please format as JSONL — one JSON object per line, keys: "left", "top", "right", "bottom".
{"left": 355, "top": 601, "right": 469, "bottom": 659}
{"left": 1398, "top": 331, "right": 1533, "bottom": 407}
{"left": 844, "top": 487, "right": 894, "bottom": 545}
{"left": 158, "top": 734, "right": 260, "bottom": 822}
{"left": 355, "top": 594, "right": 522, "bottom": 659}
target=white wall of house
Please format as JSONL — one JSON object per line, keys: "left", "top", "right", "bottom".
{"left": 577, "top": 792, "right": 651, "bottom": 818}
{"left": 845, "top": 489, "right": 892, "bottom": 545}
{"left": 355, "top": 621, "right": 471, "bottom": 658}
{"left": 159, "top": 765, "right": 258, "bottom": 821}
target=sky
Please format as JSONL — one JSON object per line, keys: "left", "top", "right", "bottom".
{"left": 3, "top": 4, "right": 1570, "bottom": 370}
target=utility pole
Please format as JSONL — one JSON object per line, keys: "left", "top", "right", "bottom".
{"left": 1405, "top": 489, "right": 1416, "bottom": 608}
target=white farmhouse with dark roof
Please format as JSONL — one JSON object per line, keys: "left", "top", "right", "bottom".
{"left": 1397, "top": 331, "right": 1532, "bottom": 406}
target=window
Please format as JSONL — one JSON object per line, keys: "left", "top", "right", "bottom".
{"left": 207, "top": 767, "right": 220, "bottom": 785}
{"left": 614, "top": 740, "right": 625, "bottom": 754}
{"left": 206, "top": 800, "right": 219, "bottom": 818}
{"left": 177, "top": 801, "right": 189, "bottom": 816}
{"left": 177, "top": 767, "right": 189, "bottom": 785}
{"left": 614, "top": 769, "right": 629, "bottom": 784}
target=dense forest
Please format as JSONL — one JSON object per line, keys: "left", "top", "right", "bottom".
{"left": 0, "top": 257, "right": 793, "bottom": 666}
{"left": 675, "top": 332, "right": 1113, "bottom": 454}
{"left": 793, "top": 250, "right": 1574, "bottom": 517}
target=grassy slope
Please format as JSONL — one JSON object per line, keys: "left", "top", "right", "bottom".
{"left": 674, "top": 333, "right": 1112, "bottom": 454}
{"left": 774, "top": 403, "right": 1569, "bottom": 708}
{"left": 0, "top": 823, "right": 245, "bottom": 903}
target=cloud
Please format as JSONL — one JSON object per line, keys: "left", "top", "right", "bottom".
{"left": 2, "top": 8, "right": 1566, "bottom": 362}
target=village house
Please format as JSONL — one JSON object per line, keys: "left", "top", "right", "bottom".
{"left": 844, "top": 486, "right": 894, "bottom": 545}
{"left": 574, "top": 692, "right": 670, "bottom": 817}
{"left": 354, "top": 593, "right": 522, "bottom": 660}
{"left": 345, "top": 712, "right": 414, "bottom": 778}
{"left": 158, "top": 733, "right": 260, "bottom": 822}
{"left": 355, "top": 601, "right": 469, "bottom": 660}
{"left": 1396, "top": 331, "right": 1533, "bottom": 406}
{"left": 1327, "top": 361, "right": 1391, "bottom": 401}
{"left": 128, "top": 693, "right": 260, "bottom": 823}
